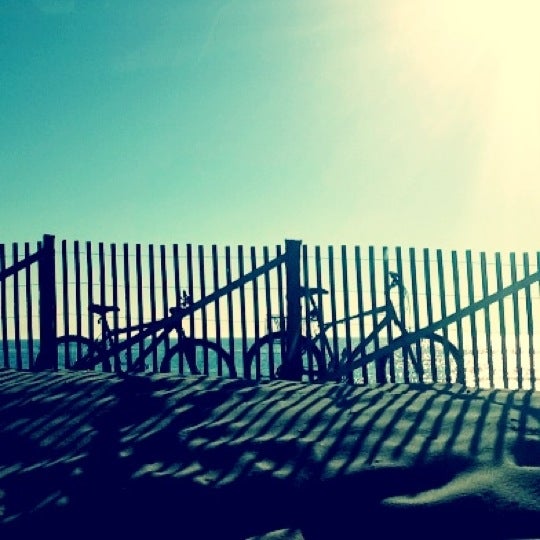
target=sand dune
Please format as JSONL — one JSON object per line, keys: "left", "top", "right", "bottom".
{"left": 0, "top": 369, "right": 539, "bottom": 539}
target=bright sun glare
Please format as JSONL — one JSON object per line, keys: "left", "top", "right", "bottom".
{"left": 385, "top": 1, "right": 540, "bottom": 250}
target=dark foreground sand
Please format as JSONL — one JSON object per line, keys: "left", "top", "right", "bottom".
{"left": 0, "top": 368, "right": 539, "bottom": 539}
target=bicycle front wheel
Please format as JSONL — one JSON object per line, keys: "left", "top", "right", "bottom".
{"left": 159, "top": 339, "right": 237, "bottom": 378}
{"left": 399, "top": 333, "right": 465, "bottom": 385}
{"left": 245, "top": 332, "right": 326, "bottom": 382}
{"left": 55, "top": 335, "right": 103, "bottom": 371}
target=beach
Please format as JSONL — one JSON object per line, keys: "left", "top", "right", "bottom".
{"left": 0, "top": 369, "right": 539, "bottom": 539}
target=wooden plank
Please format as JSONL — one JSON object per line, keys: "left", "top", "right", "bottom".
{"left": 110, "top": 244, "right": 119, "bottom": 334}
{"left": 0, "top": 245, "right": 9, "bottom": 367}
{"left": 276, "top": 245, "right": 285, "bottom": 338}
{"left": 301, "top": 244, "right": 315, "bottom": 376}
{"left": 172, "top": 243, "right": 182, "bottom": 375}
{"left": 395, "top": 247, "right": 408, "bottom": 382}
{"left": 523, "top": 253, "right": 535, "bottom": 390}
{"left": 276, "top": 245, "right": 285, "bottom": 378}
{"left": 173, "top": 244, "right": 182, "bottom": 308}
{"left": 283, "top": 239, "right": 302, "bottom": 380}
{"left": 327, "top": 245, "right": 339, "bottom": 369}
{"left": 74, "top": 241, "right": 82, "bottom": 340}
{"left": 86, "top": 241, "right": 94, "bottom": 342}
{"left": 370, "top": 246, "right": 386, "bottom": 383}
{"left": 261, "top": 246, "right": 272, "bottom": 379}
{"left": 466, "top": 250, "right": 479, "bottom": 386}
{"left": 135, "top": 244, "right": 144, "bottom": 360}
{"left": 423, "top": 248, "right": 436, "bottom": 380}
{"left": 123, "top": 243, "right": 133, "bottom": 370}
{"left": 225, "top": 246, "right": 235, "bottom": 371}
{"left": 368, "top": 246, "right": 379, "bottom": 348}
{"left": 148, "top": 244, "right": 158, "bottom": 372}
{"left": 341, "top": 245, "right": 352, "bottom": 383}
{"left": 38, "top": 234, "right": 57, "bottom": 370}
{"left": 0, "top": 250, "right": 40, "bottom": 282}
{"left": 436, "top": 249, "right": 450, "bottom": 382}
{"left": 408, "top": 248, "right": 421, "bottom": 381}
{"left": 250, "top": 245, "right": 260, "bottom": 368}
{"left": 451, "top": 251, "right": 464, "bottom": 366}
{"left": 382, "top": 246, "right": 395, "bottom": 382}
{"left": 186, "top": 244, "right": 195, "bottom": 356}
{"left": 212, "top": 245, "right": 223, "bottom": 376}
{"left": 354, "top": 246, "right": 368, "bottom": 383}
{"left": 237, "top": 245, "right": 247, "bottom": 376}
{"left": 480, "top": 252, "right": 494, "bottom": 388}
{"left": 495, "top": 253, "right": 508, "bottom": 388}
{"left": 24, "top": 243, "right": 35, "bottom": 368}
{"left": 510, "top": 253, "right": 522, "bottom": 388}
{"left": 159, "top": 245, "right": 169, "bottom": 355}
{"left": 199, "top": 245, "right": 209, "bottom": 374}
{"left": 99, "top": 242, "right": 106, "bottom": 307}
{"left": 12, "top": 243, "right": 22, "bottom": 370}
{"left": 61, "top": 240, "right": 69, "bottom": 337}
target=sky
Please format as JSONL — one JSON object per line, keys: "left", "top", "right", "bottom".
{"left": 3, "top": 0, "right": 540, "bottom": 253}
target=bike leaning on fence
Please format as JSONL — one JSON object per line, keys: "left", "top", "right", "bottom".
{"left": 45, "top": 291, "right": 237, "bottom": 377}
{"left": 245, "top": 271, "right": 465, "bottom": 385}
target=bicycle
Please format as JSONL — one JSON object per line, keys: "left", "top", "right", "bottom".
{"left": 245, "top": 271, "right": 465, "bottom": 385}
{"left": 47, "top": 291, "right": 237, "bottom": 377}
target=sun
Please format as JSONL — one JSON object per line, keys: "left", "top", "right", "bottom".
{"left": 382, "top": 1, "right": 540, "bottom": 250}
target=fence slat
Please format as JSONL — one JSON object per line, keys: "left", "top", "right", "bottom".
{"left": 123, "top": 244, "right": 133, "bottom": 370}
{"left": 523, "top": 253, "right": 534, "bottom": 390}
{"left": 135, "top": 244, "right": 144, "bottom": 361}
{"left": 354, "top": 247, "right": 368, "bottom": 383}
{"left": 212, "top": 245, "right": 223, "bottom": 376}
{"left": 148, "top": 244, "right": 158, "bottom": 372}
{"left": 225, "top": 246, "right": 235, "bottom": 369}
{"left": 61, "top": 240, "right": 69, "bottom": 338}
{"left": 510, "top": 253, "right": 522, "bottom": 388}
{"left": 86, "top": 241, "right": 94, "bottom": 343}
{"left": 159, "top": 245, "right": 169, "bottom": 356}
{"left": 24, "top": 243, "right": 35, "bottom": 368}
{"left": 480, "top": 252, "right": 494, "bottom": 388}
{"left": 466, "top": 250, "right": 480, "bottom": 386}
{"left": 237, "top": 245, "right": 247, "bottom": 374}
{"left": 199, "top": 245, "right": 209, "bottom": 374}
{"left": 495, "top": 253, "right": 508, "bottom": 388}
{"left": 12, "top": 243, "right": 22, "bottom": 370}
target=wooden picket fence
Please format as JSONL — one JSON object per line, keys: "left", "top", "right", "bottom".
{"left": 1, "top": 235, "right": 540, "bottom": 390}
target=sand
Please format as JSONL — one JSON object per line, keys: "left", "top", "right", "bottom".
{"left": 0, "top": 368, "right": 539, "bottom": 539}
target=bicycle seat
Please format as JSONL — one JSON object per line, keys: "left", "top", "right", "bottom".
{"left": 89, "top": 303, "right": 120, "bottom": 316}
{"left": 304, "top": 286, "right": 328, "bottom": 296}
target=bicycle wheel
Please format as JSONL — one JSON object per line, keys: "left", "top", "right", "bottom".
{"left": 396, "top": 333, "right": 465, "bottom": 384}
{"left": 245, "top": 332, "right": 326, "bottom": 382}
{"left": 55, "top": 335, "right": 104, "bottom": 371}
{"left": 159, "top": 338, "right": 237, "bottom": 378}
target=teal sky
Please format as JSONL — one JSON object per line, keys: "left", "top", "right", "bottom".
{"left": 3, "top": 0, "right": 540, "bottom": 252}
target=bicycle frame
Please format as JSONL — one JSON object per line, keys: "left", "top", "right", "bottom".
{"left": 302, "top": 273, "right": 409, "bottom": 376}
{"left": 92, "top": 310, "right": 184, "bottom": 372}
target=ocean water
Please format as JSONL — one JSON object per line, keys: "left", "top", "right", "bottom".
{"left": 1, "top": 336, "right": 536, "bottom": 390}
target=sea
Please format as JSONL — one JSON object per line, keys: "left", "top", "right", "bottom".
{"left": 1, "top": 337, "right": 537, "bottom": 391}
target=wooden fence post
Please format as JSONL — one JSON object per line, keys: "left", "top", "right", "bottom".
{"left": 282, "top": 239, "right": 303, "bottom": 381}
{"left": 37, "top": 234, "right": 57, "bottom": 369}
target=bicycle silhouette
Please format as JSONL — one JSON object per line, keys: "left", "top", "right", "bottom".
{"left": 246, "top": 271, "right": 465, "bottom": 384}
{"left": 50, "top": 291, "right": 237, "bottom": 377}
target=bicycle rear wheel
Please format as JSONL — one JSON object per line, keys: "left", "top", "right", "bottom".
{"left": 396, "top": 333, "right": 465, "bottom": 384}
{"left": 55, "top": 335, "right": 105, "bottom": 371}
{"left": 159, "top": 338, "right": 237, "bottom": 378}
{"left": 245, "top": 332, "right": 326, "bottom": 382}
